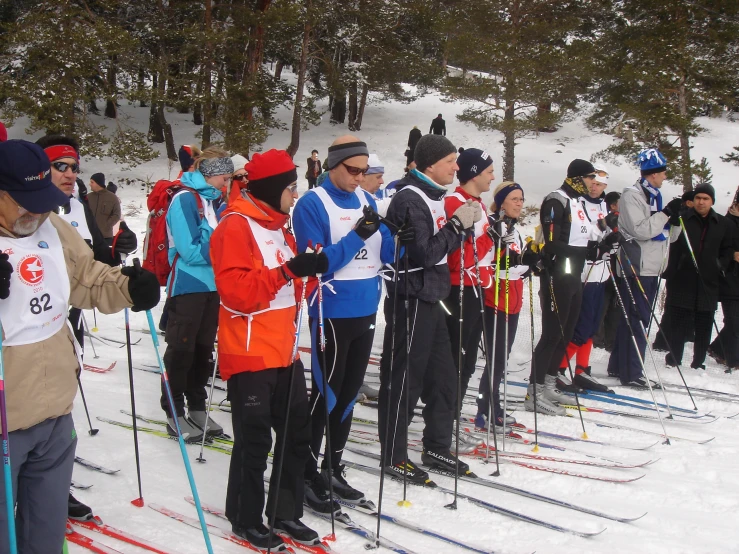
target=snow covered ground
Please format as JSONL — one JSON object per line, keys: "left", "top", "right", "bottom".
{"left": 4, "top": 75, "right": 739, "bottom": 553}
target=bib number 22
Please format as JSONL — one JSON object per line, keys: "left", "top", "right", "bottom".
{"left": 30, "top": 293, "right": 52, "bottom": 314}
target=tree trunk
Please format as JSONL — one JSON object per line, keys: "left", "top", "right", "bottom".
{"left": 536, "top": 102, "right": 556, "bottom": 133}
{"left": 678, "top": 72, "right": 692, "bottom": 192}
{"left": 275, "top": 60, "right": 284, "bottom": 80}
{"left": 347, "top": 79, "right": 358, "bottom": 130}
{"left": 353, "top": 83, "right": 368, "bottom": 131}
{"left": 104, "top": 56, "right": 117, "bottom": 118}
{"left": 330, "top": 91, "right": 346, "bottom": 124}
{"left": 138, "top": 67, "right": 147, "bottom": 107}
{"left": 202, "top": 0, "right": 213, "bottom": 148}
{"left": 149, "top": 102, "right": 164, "bottom": 143}
{"left": 502, "top": 99, "right": 516, "bottom": 181}
{"left": 89, "top": 99, "right": 100, "bottom": 115}
{"left": 286, "top": 5, "right": 311, "bottom": 158}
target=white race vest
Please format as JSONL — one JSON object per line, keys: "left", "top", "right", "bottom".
{"left": 580, "top": 197, "right": 610, "bottom": 283}
{"left": 449, "top": 192, "right": 494, "bottom": 267}
{"left": 553, "top": 189, "right": 590, "bottom": 247}
{"left": 404, "top": 185, "right": 448, "bottom": 265}
{"left": 312, "top": 187, "right": 382, "bottom": 281}
{"left": 0, "top": 219, "right": 70, "bottom": 346}
{"left": 57, "top": 197, "right": 92, "bottom": 242}
{"left": 219, "top": 213, "right": 295, "bottom": 350}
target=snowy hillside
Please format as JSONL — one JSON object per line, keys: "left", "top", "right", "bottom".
{"left": 4, "top": 78, "right": 739, "bottom": 554}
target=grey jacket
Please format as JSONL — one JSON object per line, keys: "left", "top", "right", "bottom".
{"left": 617, "top": 181, "right": 681, "bottom": 277}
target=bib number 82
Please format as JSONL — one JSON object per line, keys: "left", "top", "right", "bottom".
{"left": 30, "top": 293, "right": 52, "bottom": 315}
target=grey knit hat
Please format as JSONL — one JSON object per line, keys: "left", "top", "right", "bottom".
{"left": 199, "top": 157, "right": 234, "bottom": 177}
{"left": 414, "top": 134, "right": 457, "bottom": 172}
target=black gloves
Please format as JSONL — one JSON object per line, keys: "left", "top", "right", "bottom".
{"left": 284, "top": 252, "right": 329, "bottom": 278}
{"left": 604, "top": 212, "right": 619, "bottom": 231}
{"left": 662, "top": 197, "right": 684, "bottom": 224}
{"left": 586, "top": 240, "right": 601, "bottom": 262}
{"left": 604, "top": 231, "right": 621, "bottom": 247}
{"left": 521, "top": 248, "right": 540, "bottom": 268}
{"left": 121, "top": 262, "right": 161, "bottom": 312}
{"left": 355, "top": 206, "right": 381, "bottom": 241}
{"left": 501, "top": 249, "right": 521, "bottom": 267}
{"left": 487, "top": 217, "right": 516, "bottom": 246}
{"left": 0, "top": 253, "right": 12, "bottom": 300}
{"left": 113, "top": 222, "right": 138, "bottom": 256}
{"left": 396, "top": 222, "right": 415, "bottom": 245}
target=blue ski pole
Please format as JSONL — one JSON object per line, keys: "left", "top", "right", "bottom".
{"left": 144, "top": 309, "right": 214, "bottom": 554}
{"left": 0, "top": 321, "right": 18, "bottom": 554}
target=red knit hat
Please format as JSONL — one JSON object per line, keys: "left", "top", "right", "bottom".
{"left": 245, "top": 149, "right": 297, "bottom": 212}
{"left": 0, "top": 122, "right": 7, "bottom": 143}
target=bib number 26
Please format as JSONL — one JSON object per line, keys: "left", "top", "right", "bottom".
{"left": 30, "top": 293, "right": 52, "bottom": 314}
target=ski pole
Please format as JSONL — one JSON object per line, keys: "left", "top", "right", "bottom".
{"left": 92, "top": 308, "right": 99, "bottom": 332}
{"left": 605, "top": 264, "right": 670, "bottom": 444}
{"left": 76, "top": 373, "right": 99, "bottom": 436}
{"left": 486, "top": 212, "right": 504, "bottom": 461}
{"left": 528, "top": 274, "right": 539, "bottom": 452}
{"left": 121, "top": 254, "right": 144, "bottom": 507}
{"left": 613, "top": 255, "right": 675, "bottom": 418}
{"left": 144, "top": 303, "right": 213, "bottom": 553}
{"left": 373, "top": 235, "right": 402, "bottom": 550}
{"left": 618, "top": 244, "right": 697, "bottom": 409}
{"left": 268, "top": 276, "right": 309, "bottom": 554}
{"left": 196, "top": 351, "right": 218, "bottom": 464}
{"left": 315, "top": 246, "right": 337, "bottom": 538}
{"left": 446, "top": 233, "right": 465, "bottom": 511}
{"left": 469, "top": 230, "right": 500, "bottom": 476}
{"left": 400, "top": 237, "right": 412, "bottom": 507}
{"left": 0, "top": 321, "right": 18, "bottom": 554}
{"left": 81, "top": 313, "right": 99, "bottom": 359}
{"left": 678, "top": 216, "right": 731, "bottom": 374}
{"left": 502, "top": 244, "right": 510, "bottom": 453}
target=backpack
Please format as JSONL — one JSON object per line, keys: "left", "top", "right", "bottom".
{"left": 143, "top": 179, "right": 203, "bottom": 286}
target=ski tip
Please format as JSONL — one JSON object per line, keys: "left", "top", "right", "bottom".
{"left": 131, "top": 498, "right": 144, "bottom": 508}
{"left": 397, "top": 499, "right": 412, "bottom": 507}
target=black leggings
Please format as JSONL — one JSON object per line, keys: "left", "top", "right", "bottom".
{"left": 477, "top": 308, "right": 519, "bottom": 419}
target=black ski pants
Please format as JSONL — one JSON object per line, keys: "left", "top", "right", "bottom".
{"left": 378, "top": 297, "right": 456, "bottom": 465}
{"left": 477, "top": 308, "right": 520, "bottom": 419}
{"left": 161, "top": 292, "right": 219, "bottom": 417}
{"left": 663, "top": 306, "right": 715, "bottom": 367}
{"left": 306, "top": 314, "right": 376, "bottom": 477}
{"left": 711, "top": 299, "right": 739, "bottom": 368}
{"left": 226, "top": 363, "right": 311, "bottom": 528}
{"left": 531, "top": 272, "right": 582, "bottom": 385}
{"left": 444, "top": 285, "right": 485, "bottom": 405}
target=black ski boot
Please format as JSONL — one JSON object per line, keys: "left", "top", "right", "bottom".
{"left": 231, "top": 522, "right": 285, "bottom": 550}
{"left": 322, "top": 465, "right": 374, "bottom": 508}
{"left": 556, "top": 369, "right": 585, "bottom": 394}
{"left": 421, "top": 448, "right": 475, "bottom": 477}
{"left": 304, "top": 474, "right": 341, "bottom": 514}
{"left": 68, "top": 493, "right": 94, "bottom": 521}
{"left": 383, "top": 460, "right": 436, "bottom": 487}
{"left": 272, "top": 519, "right": 320, "bottom": 545}
{"left": 572, "top": 366, "right": 613, "bottom": 393}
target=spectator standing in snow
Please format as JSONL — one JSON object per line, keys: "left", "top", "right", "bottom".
{"left": 709, "top": 187, "right": 739, "bottom": 370}
{"left": 87, "top": 172, "right": 122, "bottom": 243}
{"left": 211, "top": 149, "right": 328, "bottom": 548}
{"left": 429, "top": 113, "right": 446, "bottom": 136}
{"left": 160, "top": 146, "right": 232, "bottom": 441}
{"left": 378, "top": 134, "right": 479, "bottom": 485}
{"left": 661, "top": 184, "right": 734, "bottom": 370}
{"left": 606, "top": 149, "right": 682, "bottom": 387}
{"left": 306, "top": 150, "right": 322, "bottom": 190}
{"left": 0, "top": 139, "right": 159, "bottom": 553}
{"left": 406, "top": 126, "right": 422, "bottom": 166}
{"left": 594, "top": 190, "right": 622, "bottom": 351}
{"left": 293, "top": 136, "right": 398, "bottom": 511}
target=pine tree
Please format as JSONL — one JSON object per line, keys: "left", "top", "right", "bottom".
{"left": 693, "top": 157, "right": 713, "bottom": 187}
{"left": 721, "top": 146, "right": 739, "bottom": 166}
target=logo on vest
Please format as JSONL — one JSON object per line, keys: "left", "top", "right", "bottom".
{"left": 18, "top": 255, "right": 44, "bottom": 286}
{"left": 71, "top": 221, "right": 79, "bottom": 228}
{"left": 38, "top": 241, "right": 49, "bottom": 249}
{"left": 340, "top": 216, "right": 352, "bottom": 221}
{"left": 577, "top": 210, "right": 586, "bottom": 221}
{"left": 436, "top": 216, "right": 445, "bottom": 230}
{"left": 276, "top": 250, "right": 286, "bottom": 265}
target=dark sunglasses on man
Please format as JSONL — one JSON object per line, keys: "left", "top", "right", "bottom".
{"left": 342, "top": 163, "right": 369, "bottom": 176}
{"left": 232, "top": 174, "right": 248, "bottom": 182}
{"left": 51, "top": 161, "right": 80, "bottom": 173}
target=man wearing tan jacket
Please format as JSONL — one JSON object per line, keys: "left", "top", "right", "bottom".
{"left": 0, "top": 140, "right": 160, "bottom": 553}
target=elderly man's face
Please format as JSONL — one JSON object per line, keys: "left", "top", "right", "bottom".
{"left": 0, "top": 192, "right": 48, "bottom": 237}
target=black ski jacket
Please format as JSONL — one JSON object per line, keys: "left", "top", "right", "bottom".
{"left": 718, "top": 211, "right": 739, "bottom": 301}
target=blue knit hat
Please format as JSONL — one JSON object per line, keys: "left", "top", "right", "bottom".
{"left": 456, "top": 148, "right": 493, "bottom": 183}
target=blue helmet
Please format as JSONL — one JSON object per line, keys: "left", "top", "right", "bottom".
{"left": 637, "top": 148, "right": 667, "bottom": 173}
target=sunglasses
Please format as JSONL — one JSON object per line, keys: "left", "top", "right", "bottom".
{"left": 52, "top": 161, "right": 80, "bottom": 173}
{"left": 287, "top": 184, "right": 298, "bottom": 193}
{"left": 342, "top": 163, "right": 369, "bottom": 176}
{"left": 232, "top": 174, "right": 248, "bottom": 182}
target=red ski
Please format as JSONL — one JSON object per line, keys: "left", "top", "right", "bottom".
{"left": 66, "top": 522, "right": 123, "bottom": 554}
{"left": 83, "top": 362, "right": 116, "bottom": 373}
{"left": 72, "top": 518, "right": 183, "bottom": 554}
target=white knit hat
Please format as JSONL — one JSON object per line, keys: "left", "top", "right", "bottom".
{"left": 366, "top": 153, "right": 384, "bottom": 175}
{"left": 231, "top": 154, "right": 249, "bottom": 172}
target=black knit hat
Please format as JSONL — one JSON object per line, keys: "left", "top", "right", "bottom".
{"left": 414, "top": 134, "right": 457, "bottom": 172}
{"left": 693, "top": 184, "right": 715, "bottom": 204}
{"left": 91, "top": 172, "right": 105, "bottom": 188}
{"left": 567, "top": 159, "right": 596, "bottom": 178}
